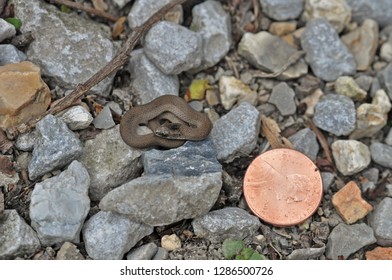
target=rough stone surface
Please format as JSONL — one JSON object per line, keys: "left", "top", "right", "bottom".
{"left": 161, "top": 234, "right": 182, "bottom": 251}
{"left": 15, "top": 130, "right": 38, "bottom": 152}
{"left": 346, "top": 0, "right": 392, "bottom": 28}
{"left": 82, "top": 211, "right": 153, "bottom": 260}
{"left": 0, "top": 18, "right": 16, "bottom": 42}
{"left": 219, "top": 76, "right": 257, "bottom": 110}
{"left": 335, "top": 76, "right": 367, "bottom": 101}
{"left": 331, "top": 140, "right": 371, "bottom": 176}
{"left": 366, "top": 247, "right": 392, "bottom": 260}
{"left": 301, "top": 19, "right": 356, "bottom": 81}
{"left": 211, "top": 102, "right": 261, "bottom": 162}
{"left": 0, "top": 61, "right": 51, "bottom": 130}
{"left": 362, "top": 168, "right": 379, "bottom": 183}
{"left": 192, "top": 207, "right": 261, "bottom": 243}
{"left": 0, "top": 210, "right": 41, "bottom": 260}
{"left": 152, "top": 248, "right": 169, "bottom": 260}
{"left": 92, "top": 104, "right": 115, "bottom": 130}
{"left": 379, "top": 63, "right": 392, "bottom": 100}
{"left": 287, "top": 246, "right": 325, "bottom": 260}
{"left": 80, "top": 125, "right": 142, "bottom": 202}
{"left": 128, "top": 49, "right": 179, "bottom": 104}
{"left": 370, "top": 142, "right": 392, "bottom": 169}
{"left": 259, "top": 0, "right": 304, "bottom": 21}
{"left": 288, "top": 128, "right": 319, "bottom": 161}
{"left": 326, "top": 223, "right": 376, "bottom": 260}
{"left": 28, "top": 115, "right": 83, "bottom": 180}
{"left": 0, "top": 44, "right": 27, "bottom": 65}
{"left": 126, "top": 243, "right": 158, "bottom": 260}
{"left": 29, "top": 161, "right": 90, "bottom": 246}
{"left": 313, "top": 94, "right": 356, "bottom": 136}
{"left": 268, "top": 82, "right": 296, "bottom": 116}
{"left": 189, "top": 0, "right": 231, "bottom": 71}
{"left": 55, "top": 242, "right": 85, "bottom": 260}
{"left": 58, "top": 105, "right": 93, "bottom": 130}
{"left": 12, "top": 0, "right": 116, "bottom": 95}
{"left": 321, "top": 172, "right": 335, "bottom": 193}
{"left": 332, "top": 181, "right": 373, "bottom": 224}
{"left": 369, "top": 197, "right": 392, "bottom": 246}
{"left": 144, "top": 21, "right": 202, "bottom": 75}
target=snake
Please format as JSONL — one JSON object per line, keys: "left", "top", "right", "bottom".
{"left": 119, "top": 95, "right": 212, "bottom": 149}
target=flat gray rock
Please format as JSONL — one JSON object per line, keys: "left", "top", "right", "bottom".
{"left": 326, "top": 223, "right": 376, "bottom": 259}
{"left": 0, "top": 210, "right": 41, "bottom": 260}
{"left": 269, "top": 82, "right": 296, "bottom": 116}
{"left": 12, "top": 0, "right": 116, "bottom": 95}
{"left": 0, "top": 18, "right": 16, "bottom": 42}
{"left": 29, "top": 161, "right": 90, "bottom": 246}
{"left": 287, "top": 246, "right": 325, "bottom": 260}
{"left": 321, "top": 172, "right": 335, "bottom": 193}
{"left": 379, "top": 63, "right": 392, "bottom": 100}
{"left": 190, "top": 0, "right": 231, "bottom": 71}
{"left": 126, "top": 243, "right": 158, "bottom": 260}
{"left": 288, "top": 128, "right": 319, "bottom": 161}
{"left": 346, "top": 0, "right": 392, "bottom": 28}
{"left": 211, "top": 102, "right": 261, "bottom": 162}
{"left": 80, "top": 125, "right": 142, "bottom": 202}
{"left": 152, "top": 247, "right": 169, "bottom": 260}
{"left": 301, "top": 18, "right": 356, "bottom": 81}
{"left": 128, "top": 49, "right": 179, "bottom": 104}
{"left": 259, "top": 0, "right": 304, "bottom": 21}
{"left": 144, "top": 21, "right": 202, "bottom": 75}
{"left": 313, "top": 94, "right": 356, "bottom": 136}
{"left": 369, "top": 197, "right": 392, "bottom": 246}
{"left": 370, "top": 142, "right": 392, "bottom": 169}
{"left": 92, "top": 105, "right": 115, "bottom": 130}
{"left": 59, "top": 105, "right": 93, "bottom": 131}
{"left": 82, "top": 211, "right": 153, "bottom": 260}
{"left": 192, "top": 207, "right": 261, "bottom": 243}
{"left": 0, "top": 44, "right": 27, "bottom": 65}
{"left": 28, "top": 115, "right": 83, "bottom": 180}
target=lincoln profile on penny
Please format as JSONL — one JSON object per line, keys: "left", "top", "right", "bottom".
{"left": 119, "top": 95, "right": 212, "bottom": 149}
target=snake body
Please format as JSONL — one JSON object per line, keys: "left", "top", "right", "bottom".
{"left": 119, "top": 95, "right": 212, "bottom": 149}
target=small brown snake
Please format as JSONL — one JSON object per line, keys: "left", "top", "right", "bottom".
{"left": 119, "top": 95, "right": 212, "bottom": 149}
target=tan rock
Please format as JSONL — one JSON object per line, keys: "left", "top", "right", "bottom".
{"left": 301, "top": 88, "right": 323, "bottom": 117}
{"left": 366, "top": 247, "right": 392, "bottom": 260}
{"left": 269, "top": 21, "right": 297, "bottom": 37}
{"left": 335, "top": 76, "right": 367, "bottom": 101}
{"left": 332, "top": 181, "right": 373, "bottom": 224}
{"left": 219, "top": 76, "right": 256, "bottom": 110}
{"left": 161, "top": 234, "right": 181, "bottom": 251}
{"left": 0, "top": 62, "right": 51, "bottom": 130}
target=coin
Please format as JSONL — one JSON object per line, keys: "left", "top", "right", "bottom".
{"left": 243, "top": 148, "right": 323, "bottom": 227}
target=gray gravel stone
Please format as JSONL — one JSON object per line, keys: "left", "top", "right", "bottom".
{"left": 321, "top": 172, "right": 335, "bottom": 193}
{"left": 313, "top": 94, "right": 356, "bottom": 136}
{"left": 82, "top": 211, "right": 153, "bottom": 260}
{"left": 0, "top": 44, "right": 27, "bottom": 65}
{"left": 58, "top": 105, "right": 93, "bottom": 130}
{"left": 331, "top": 140, "right": 370, "bottom": 176}
{"left": 370, "top": 142, "right": 392, "bottom": 169}
{"left": 30, "top": 161, "right": 90, "bottom": 246}
{"left": 12, "top": 0, "right": 116, "bottom": 95}
{"left": 128, "top": 49, "right": 179, "bottom": 104}
{"left": 379, "top": 63, "right": 392, "bottom": 100}
{"left": 268, "top": 82, "right": 296, "bottom": 116}
{"left": 15, "top": 130, "right": 39, "bottom": 152}
{"left": 326, "top": 223, "right": 376, "bottom": 260}
{"left": 288, "top": 128, "right": 319, "bottom": 161}
{"left": 301, "top": 18, "right": 356, "bottom": 81}
{"left": 190, "top": 0, "right": 231, "bottom": 71}
{"left": 192, "top": 207, "right": 261, "bottom": 243}
{"left": 28, "top": 115, "right": 83, "bottom": 180}
{"left": 386, "top": 184, "right": 392, "bottom": 197}
{"left": 152, "top": 247, "right": 169, "bottom": 260}
{"left": 259, "top": 0, "right": 304, "bottom": 21}
{"left": 0, "top": 210, "right": 41, "bottom": 260}
{"left": 100, "top": 173, "right": 222, "bottom": 226}
{"left": 385, "top": 128, "right": 392, "bottom": 146}
{"left": 0, "top": 18, "right": 16, "bottom": 42}
{"left": 55, "top": 242, "right": 85, "bottom": 260}
{"left": 144, "top": 21, "right": 202, "bottom": 75}
{"left": 126, "top": 243, "right": 158, "bottom": 260}
{"left": 287, "top": 246, "right": 325, "bottom": 260}
{"left": 80, "top": 125, "right": 142, "bottom": 202}
{"left": 369, "top": 197, "right": 392, "bottom": 246}
{"left": 362, "top": 168, "right": 379, "bottom": 183}
{"left": 211, "top": 102, "right": 261, "bottom": 162}
{"left": 92, "top": 104, "right": 115, "bottom": 130}
{"left": 346, "top": 0, "right": 392, "bottom": 28}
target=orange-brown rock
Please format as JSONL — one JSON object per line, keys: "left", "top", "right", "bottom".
{"left": 0, "top": 61, "right": 51, "bottom": 130}
{"left": 366, "top": 247, "right": 392, "bottom": 260}
{"left": 332, "top": 181, "right": 373, "bottom": 224}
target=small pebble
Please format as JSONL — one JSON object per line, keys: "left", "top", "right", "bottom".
{"left": 268, "top": 82, "right": 296, "bottom": 116}
{"left": 161, "top": 234, "right": 182, "bottom": 251}
{"left": 370, "top": 142, "right": 392, "bottom": 169}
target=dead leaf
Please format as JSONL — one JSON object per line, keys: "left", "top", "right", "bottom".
{"left": 112, "top": 16, "right": 126, "bottom": 39}
{"left": 260, "top": 115, "right": 293, "bottom": 149}
{"left": 0, "top": 156, "right": 15, "bottom": 175}
{"left": 0, "top": 129, "right": 13, "bottom": 153}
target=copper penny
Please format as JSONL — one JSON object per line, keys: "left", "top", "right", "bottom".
{"left": 243, "top": 148, "right": 323, "bottom": 227}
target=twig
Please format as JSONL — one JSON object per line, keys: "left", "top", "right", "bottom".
{"left": 48, "top": 0, "right": 119, "bottom": 22}
{"left": 10, "top": 0, "right": 187, "bottom": 136}
{"left": 260, "top": 115, "right": 293, "bottom": 149}
{"left": 305, "top": 117, "right": 333, "bottom": 165}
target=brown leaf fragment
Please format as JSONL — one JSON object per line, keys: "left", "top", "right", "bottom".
{"left": 260, "top": 115, "right": 293, "bottom": 149}
{"left": 0, "top": 156, "right": 15, "bottom": 175}
{"left": 0, "top": 129, "right": 13, "bottom": 153}
{"left": 112, "top": 16, "right": 126, "bottom": 40}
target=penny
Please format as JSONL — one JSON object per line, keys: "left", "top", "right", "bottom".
{"left": 243, "top": 148, "right": 323, "bottom": 227}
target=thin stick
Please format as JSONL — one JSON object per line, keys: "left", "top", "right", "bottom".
{"left": 49, "top": 0, "right": 119, "bottom": 22}
{"left": 11, "top": 0, "right": 187, "bottom": 136}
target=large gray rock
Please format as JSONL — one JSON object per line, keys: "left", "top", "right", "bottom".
{"left": 211, "top": 102, "right": 261, "bottom": 162}
{"left": 326, "top": 223, "right": 376, "bottom": 259}
{"left": 12, "top": 0, "right": 116, "bottom": 95}
{"left": 346, "top": 0, "right": 392, "bottom": 28}
{"left": 192, "top": 207, "right": 261, "bottom": 242}
{"left": 259, "top": 0, "right": 304, "bottom": 21}
{"left": 288, "top": 128, "right": 319, "bottom": 161}
{"left": 144, "top": 21, "right": 202, "bottom": 75}
{"left": 28, "top": 115, "right": 83, "bottom": 180}
{"left": 301, "top": 18, "right": 356, "bottom": 81}
{"left": 0, "top": 210, "right": 41, "bottom": 259}
{"left": 82, "top": 211, "right": 153, "bottom": 260}
{"left": 128, "top": 49, "right": 179, "bottom": 104}
{"left": 190, "top": 0, "right": 231, "bottom": 71}
{"left": 29, "top": 161, "right": 90, "bottom": 246}
{"left": 313, "top": 94, "right": 356, "bottom": 136}
{"left": 369, "top": 197, "right": 392, "bottom": 246}
{"left": 80, "top": 125, "right": 142, "bottom": 201}
{"left": 370, "top": 142, "right": 392, "bottom": 169}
